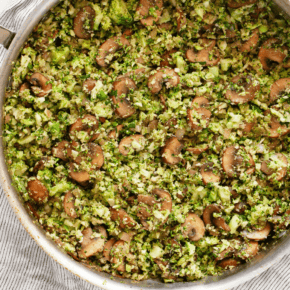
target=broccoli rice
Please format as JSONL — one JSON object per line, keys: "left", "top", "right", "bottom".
{"left": 4, "top": 0, "right": 290, "bottom": 283}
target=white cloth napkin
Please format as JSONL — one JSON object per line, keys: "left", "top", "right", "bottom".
{"left": 1, "top": 1, "right": 290, "bottom": 289}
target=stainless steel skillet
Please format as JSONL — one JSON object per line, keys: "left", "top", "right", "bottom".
{"left": 0, "top": 0, "right": 290, "bottom": 289}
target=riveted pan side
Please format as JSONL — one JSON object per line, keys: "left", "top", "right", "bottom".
{"left": 0, "top": 1, "right": 290, "bottom": 290}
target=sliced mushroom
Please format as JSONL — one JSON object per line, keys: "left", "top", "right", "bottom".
{"left": 103, "top": 238, "right": 116, "bottom": 261}
{"left": 160, "top": 49, "right": 178, "bottom": 67}
{"left": 119, "top": 134, "right": 145, "bottom": 156}
{"left": 186, "top": 144, "right": 209, "bottom": 154}
{"left": 69, "top": 115, "right": 99, "bottom": 142}
{"left": 258, "top": 38, "right": 287, "bottom": 71}
{"left": 27, "top": 179, "right": 49, "bottom": 203}
{"left": 110, "top": 240, "right": 129, "bottom": 272}
{"left": 111, "top": 77, "right": 136, "bottom": 118}
{"left": 120, "top": 68, "right": 147, "bottom": 80}
{"left": 186, "top": 39, "right": 220, "bottom": 66}
{"left": 233, "top": 202, "right": 247, "bottom": 214}
{"left": 225, "top": 74, "right": 260, "bottom": 104}
{"left": 19, "top": 82, "right": 30, "bottom": 95}
{"left": 78, "top": 227, "right": 107, "bottom": 259}
{"left": 33, "top": 157, "right": 50, "bottom": 174}
{"left": 137, "top": 189, "right": 172, "bottom": 229}
{"left": 270, "top": 78, "right": 290, "bottom": 104}
{"left": 265, "top": 109, "right": 290, "bottom": 138}
{"left": 137, "top": 0, "right": 163, "bottom": 26}
{"left": 218, "top": 258, "right": 240, "bottom": 269}
{"left": 161, "top": 137, "right": 184, "bottom": 165}
{"left": 110, "top": 208, "right": 137, "bottom": 229}
{"left": 261, "top": 153, "right": 288, "bottom": 181}
{"left": 148, "top": 68, "right": 180, "bottom": 94}
{"left": 27, "top": 72, "right": 52, "bottom": 97}
{"left": 63, "top": 191, "right": 78, "bottom": 218}
{"left": 222, "top": 145, "right": 255, "bottom": 178}
{"left": 242, "top": 222, "right": 271, "bottom": 240}
{"left": 69, "top": 163, "right": 90, "bottom": 183}
{"left": 240, "top": 29, "right": 259, "bottom": 53}
{"left": 236, "top": 241, "right": 259, "bottom": 259}
{"left": 180, "top": 213, "right": 205, "bottom": 241}
{"left": 96, "top": 36, "right": 130, "bottom": 67}
{"left": 52, "top": 140, "right": 70, "bottom": 161}
{"left": 176, "top": 8, "right": 186, "bottom": 32}
{"left": 83, "top": 78, "right": 97, "bottom": 93}
{"left": 227, "top": 0, "right": 257, "bottom": 8}
{"left": 73, "top": 6, "right": 95, "bottom": 39}
{"left": 187, "top": 97, "right": 211, "bottom": 131}
{"left": 200, "top": 163, "right": 221, "bottom": 185}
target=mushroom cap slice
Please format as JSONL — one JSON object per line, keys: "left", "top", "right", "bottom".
{"left": 78, "top": 227, "right": 107, "bottom": 258}
{"left": 148, "top": 68, "right": 180, "bottom": 94}
{"left": 270, "top": 78, "right": 290, "bottom": 104}
{"left": 200, "top": 162, "right": 221, "bottom": 185}
{"left": 218, "top": 258, "right": 240, "bottom": 269}
{"left": 83, "top": 78, "right": 97, "bottom": 93}
{"left": 186, "top": 144, "right": 209, "bottom": 154}
{"left": 63, "top": 191, "right": 78, "bottom": 219}
{"left": 110, "top": 240, "right": 129, "bottom": 272}
{"left": 222, "top": 145, "right": 255, "bottom": 178}
{"left": 52, "top": 140, "right": 70, "bottom": 161}
{"left": 69, "top": 115, "right": 99, "bottom": 142}
{"left": 73, "top": 6, "right": 95, "bottom": 39}
{"left": 28, "top": 72, "right": 52, "bottom": 97}
{"left": 181, "top": 213, "right": 205, "bottom": 241}
{"left": 265, "top": 109, "right": 290, "bottom": 138}
{"left": 27, "top": 179, "right": 49, "bottom": 203}
{"left": 241, "top": 222, "right": 271, "bottom": 241}
{"left": 261, "top": 153, "right": 288, "bottom": 182}
{"left": 110, "top": 208, "right": 137, "bottom": 229}
{"left": 137, "top": 0, "right": 163, "bottom": 26}
{"left": 236, "top": 241, "right": 259, "bottom": 259}
{"left": 111, "top": 77, "right": 136, "bottom": 118}
{"left": 69, "top": 162, "right": 90, "bottom": 183}
{"left": 160, "top": 49, "right": 178, "bottom": 67}
{"left": 240, "top": 28, "right": 259, "bottom": 53}
{"left": 186, "top": 39, "right": 220, "bottom": 66}
{"left": 225, "top": 74, "right": 260, "bottom": 104}
{"left": 161, "top": 137, "right": 184, "bottom": 165}
{"left": 227, "top": 0, "right": 256, "bottom": 8}
{"left": 119, "top": 134, "right": 145, "bottom": 156}
{"left": 187, "top": 97, "right": 211, "bottom": 131}
{"left": 103, "top": 238, "right": 116, "bottom": 261}
{"left": 96, "top": 36, "right": 130, "bottom": 67}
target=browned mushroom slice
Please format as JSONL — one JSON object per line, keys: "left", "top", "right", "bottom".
{"left": 119, "top": 134, "right": 145, "bottom": 156}
{"left": 110, "top": 208, "right": 137, "bottom": 229}
{"left": 225, "top": 74, "right": 260, "bottom": 104}
{"left": 69, "top": 115, "right": 99, "bottom": 142}
{"left": 200, "top": 162, "right": 221, "bottom": 185}
{"left": 160, "top": 49, "right": 178, "bottom": 67}
{"left": 96, "top": 36, "right": 130, "bottom": 67}
{"left": 33, "top": 157, "right": 50, "bottom": 174}
{"left": 265, "top": 109, "right": 290, "bottom": 138}
{"left": 240, "top": 29, "right": 259, "bottom": 53}
{"left": 52, "top": 140, "right": 70, "bottom": 161}
{"left": 26, "top": 202, "right": 40, "bottom": 219}
{"left": 187, "top": 97, "right": 211, "bottom": 131}
{"left": 236, "top": 241, "right": 259, "bottom": 259}
{"left": 158, "top": 23, "right": 173, "bottom": 30}
{"left": 176, "top": 8, "right": 186, "bottom": 32}
{"left": 111, "top": 77, "right": 136, "bottom": 118}
{"left": 154, "top": 259, "right": 178, "bottom": 280}
{"left": 148, "top": 68, "right": 180, "bottom": 94}
{"left": 212, "top": 217, "right": 231, "bottom": 232}
{"left": 63, "top": 191, "right": 78, "bottom": 218}
{"left": 242, "top": 222, "right": 271, "bottom": 240}
{"left": 186, "top": 39, "right": 220, "bottom": 66}
{"left": 233, "top": 202, "right": 247, "bottom": 214}
{"left": 227, "top": 0, "right": 256, "bottom": 8}
{"left": 119, "top": 68, "right": 147, "bottom": 80}
{"left": 69, "top": 162, "right": 90, "bottom": 183}
{"left": 73, "top": 6, "right": 95, "bottom": 39}
{"left": 161, "top": 137, "right": 184, "bottom": 165}
{"left": 137, "top": 189, "right": 172, "bottom": 229}
{"left": 19, "top": 82, "right": 30, "bottom": 95}
{"left": 27, "top": 72, "right": 52, "bottom": 97}
{"left": 78, "top": 227, "right": 107, "bottom": 258}
{"left": 186, "top": 144, "right": 209, "bottom": 154}
{"left": 27, "top": 179, "right": 49, "bottom": 203}
{"left": 137, "top": 0, "right": 163, "bottom": 26}
{"left": 261, "top": 153, "right": 288, "bottom": 181}
{"left": 110, "top": 240, "right": 129, "bottom": 272}
{"left": 270, "top": 78, "right": 290, "bottom": 104}
{"left": 103, "top": 238, "right": 116, "bottom": 261}
{"left": 83, "top": 78, "right": 97, "bottom": 93}
{"left": 181, "top": 213, "right": 205, "bottom": 241}
{"left": 241, "top": 122, "right": 255, "bottom": 134}
{"left": 218, "top": 258, "right": 240, "bottom": 269}
{"left": 215, "top": 245, "right": 237, "bottom": 261}
{"left": 222, "top": 145, "right": 255, "bottom": 178}
{"left": 258, "top": 38, "right": 287, "bottom": 71}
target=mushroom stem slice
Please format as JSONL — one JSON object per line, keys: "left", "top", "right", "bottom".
{"left": 241, "top": 222, "right": 271, "bottom": 241}
{"left": 63, "top": 191, "right": 78, "bottom": 219}
{"left": 161, "top": 137, "right": 184, "bottom": 165}
{"left": 181, "top": 213, "right": 205, "bottom": 241}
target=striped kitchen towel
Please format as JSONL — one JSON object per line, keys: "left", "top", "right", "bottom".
{"left": 1, "top": 1, "right": 290, "bottom": 289}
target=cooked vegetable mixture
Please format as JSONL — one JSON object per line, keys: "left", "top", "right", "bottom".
{"left": 4, "top": 0, "right": 290, "bottom": 282}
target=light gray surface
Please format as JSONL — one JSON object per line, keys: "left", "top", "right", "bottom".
{"left": 1, "top": 1, "right": 290, "bottom": 290}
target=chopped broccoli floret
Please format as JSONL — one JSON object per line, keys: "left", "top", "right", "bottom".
{"left": 109, "top": 0, "right": 133, "bottom": 26}
{"left": 91, "top": 4, "right": 112, "bottom": 31}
